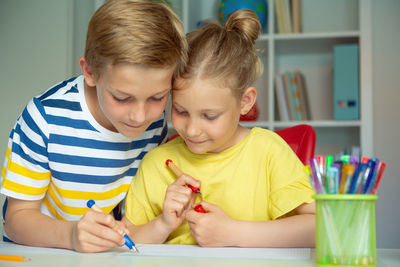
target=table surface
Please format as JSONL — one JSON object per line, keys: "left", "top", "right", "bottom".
{"left": 0, "top": 242, "right": 399, "bottom": 267}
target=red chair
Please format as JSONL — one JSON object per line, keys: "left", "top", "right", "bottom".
{"left": 275, "top": 124, "right": 316, "bottom": 165}
{"left": 168, "top": 124, "right": 316, "bottom": 165}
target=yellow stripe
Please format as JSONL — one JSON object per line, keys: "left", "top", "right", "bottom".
{"left": 1, "top": 179, "right": 48, "bottom": 196}
{"left": 5, "top": 147, "right": 11, "bottom": 158}
{"left": 1, "top": 165, "right": 6, "bottom": 179}
{"left": 42, "top": 197, "right": 66, "bottom": 221}
{"left": 52, "top": 182, "right": 130, "bottom": 200}
{"left": 5, "top": 147, "right": 51, "bottom": 181}
{"left": 48, "top": 186, "right": 90, "bottom": 216}
{"left": 2, "top": 148, "right": 11, "bottom": 178}
{"left": 48, "top": 185, "right": 122, "bottom": 215}
{"left": 7, "top": 161, "right": 51, "bottom": 181}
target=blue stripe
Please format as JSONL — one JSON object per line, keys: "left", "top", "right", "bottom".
{"left": 159, "top": 124, "right": 168, "bottom": 145}
{"left": 47, "top": 115, "right": 98, "bottom": 131}
{"left": 64, "top": 85, "right": 79, "bottom": 95}
{"left": 49, "top": 134, "right": 161, "bottom": 151}
{"left": 38, "top": 77, "right": 77, "bottom": 101}
{"left": 48, "top": 150, "right": 147, "bottom": 168}
{"left": 51, "top": 167, "right": 138, "bottom": 184}
{"left": 21, "top": 106, "right": 49, "bottom": 145}
{"left": 42, "top": 99, "right": 82, "bottom": 111}
{"left": 147, "top": 118, "right": 164, "bottom": 131}
{"left": 11, "top": 143, "right": 49, "bottom": 170}
{"left": 15, "top": 124, "right": 47, "bottom": 157}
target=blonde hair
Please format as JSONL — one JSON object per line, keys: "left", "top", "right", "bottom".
{"left": 85, "top": 0, "right": 188, "bottom": 79}
{"left": 177, "top": 9, "right": 263, "bottom": 98}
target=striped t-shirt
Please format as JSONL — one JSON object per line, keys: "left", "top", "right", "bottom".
{"left": 1, "top": 75, "right": 167, "bottom": 222}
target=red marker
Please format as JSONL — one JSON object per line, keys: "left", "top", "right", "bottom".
{"left": 165, "top": 159, "right": 205, "bottom": 213}
{"left": 371, "top": 161, "right": 386, "bottom": 194}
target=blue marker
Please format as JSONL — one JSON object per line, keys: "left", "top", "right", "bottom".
{"left": 87, "top": 200, "right": 139, "bottom": 252}
{"left": 349, "top": 163, "right": 367, "bottom": 194}
{"left": 362, "top": 158, "right": 378, "bottom": 194}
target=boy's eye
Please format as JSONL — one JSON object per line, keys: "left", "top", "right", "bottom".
{"left": 150, "top": 95, "right": 166, "bottom": 102}
{"left": 113, "top": 95, "right": 130, "bottom": 102}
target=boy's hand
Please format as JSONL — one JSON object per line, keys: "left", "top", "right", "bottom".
{"left": 71, "top": 210, "right": 128, "bottom": 253}
{"left": 186, "top": 202, "right": 237, "bottom": 247}
{"left": 161, "top": 174, "right": 200, "bottom": 231}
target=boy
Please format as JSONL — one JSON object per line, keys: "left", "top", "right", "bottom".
{"left": 0, "top": 0, "right": 187, "bottom": 252}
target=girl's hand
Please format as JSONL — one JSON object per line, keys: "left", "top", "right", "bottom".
{"left": 186, "top": 202, "right": 237, "bottom": 247}
{"left": 70, "top": 210, "right": 128, "bottom": 252}
{"left": 161, "top": 174, "right": 200, "bottom": 231}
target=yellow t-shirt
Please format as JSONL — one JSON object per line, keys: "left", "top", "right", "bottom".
{"left": 125, "top": 127, "right": 314, "bottom": 245}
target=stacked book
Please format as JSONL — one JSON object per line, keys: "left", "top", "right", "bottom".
{"left": 275, "top": 71, "right": 310, "bottom": 121}
{"left": 275, "top": 0, "right": 302, "bottom": 34}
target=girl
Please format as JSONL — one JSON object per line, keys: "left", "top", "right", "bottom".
{"left": 123, "top": 9, "right": 315, "bottom": 247}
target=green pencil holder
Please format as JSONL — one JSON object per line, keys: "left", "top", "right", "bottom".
{"left": 314, "top": 194, "right": 378, "bottom": 267}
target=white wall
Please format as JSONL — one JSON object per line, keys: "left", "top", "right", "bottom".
{"left": 0, "top": 0, "right": 399, "bottom": 248}
{"left": 0, "top": 0, "right": 74, "bottom": 236}
{"left": 371, "top": 0, "right": 400, "bottom": 248}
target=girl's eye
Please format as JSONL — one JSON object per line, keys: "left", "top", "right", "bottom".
{"left": 173, "top": 106, "right": 187, "bottom": 115}
{"left": 204, "top": 114, "right": 218, "bottom": 120}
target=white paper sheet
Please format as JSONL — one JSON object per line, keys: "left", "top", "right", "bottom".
{"left": 0, "top": 242, "right": 310, "bottom": 261}
{"left": 116, "top": 244, "right": 311, "bottom": 260}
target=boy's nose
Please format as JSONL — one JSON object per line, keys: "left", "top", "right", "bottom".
{"left": 128, "top": 103, "right": 146, "bottom": 124}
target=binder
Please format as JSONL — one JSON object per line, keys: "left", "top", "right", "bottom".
{"left": 333, "top": 44, "right": 360, "bottom": 120}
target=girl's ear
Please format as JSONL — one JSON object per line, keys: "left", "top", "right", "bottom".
{"left": 240, "top": 87, "right": 258, "bottom": 115}
{"left": 79, "top": 57, "right": 96, "bottom": 87}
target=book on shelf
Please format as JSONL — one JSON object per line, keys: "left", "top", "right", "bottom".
{"left": 275, "top": 74, "right": 290, "bottom": 121}
{"left": 291, "top": 0, "right": 302, "bottom": 33}
{"left": 275, "top": 71, "right": 310, "bottom": 121}
{"left": 275, "top": 0, "right": 302, "bottom": 34}
{"left": 281, "top": 0, "right": 292, "bottom": 33}
{"left": 295, "top": 71, "right": 311, "bottom": 120}
{"left": 274, "top": 0, "right": 285, "bottom": 34}
{"left": 282, "top": 72, "right": 293, "bottom": 120}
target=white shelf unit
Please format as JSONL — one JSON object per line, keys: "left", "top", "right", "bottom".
{"left": 170, "top": 0, "right": 373, "bottom": 157}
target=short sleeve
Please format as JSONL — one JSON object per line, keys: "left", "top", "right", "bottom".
{"left": 1, "top": 98, "right": 51, "bottom": 200}
{"left": 267, "top": 135, "right": 314, "bottom": 219}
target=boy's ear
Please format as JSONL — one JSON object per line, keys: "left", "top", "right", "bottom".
{"left": 240, "top": 87, "right": 257, "bottom": 115}
{"left": 79, "top": 57, "right": 96, "bottom": 87}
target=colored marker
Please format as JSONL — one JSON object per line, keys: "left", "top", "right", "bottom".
{"left": 309, "top": 158, "right": 326, "bottom": 194}
{"left": 86, "top": 200, "right": 139, "bottom": 252}
{"left": 326, "top": 165, "right": 340, "bottom": 194}
{"left": 0, "top": 255, "right": 30, "bottom": 262}
{"left": 339, "top": 164, "right": 355, "bottom": 194}
{"left": 165, "top": 159, "right": 201, "bottom": 195}
{"left": 340, "top": 155, "right": 350, "bottom": 164}
{"left": 325, "top": 155, "right": 334, "bottom": 187}
{"left": 362, "top": 159, "right": 378, "bottom": 194}
{"left": 165, "top": 159, "right": 205, "bottom": 213}
{"left": 371, "top": 161, "right": 386, "bottom": 194}
{"left": 349, "top": 163, "right": 367, "bottom": 194}
{"left": 304, "top": 165, "right": 316, "bottom": 192}
{"left": 363, "top": 158, "right": 379, "bottom": 194}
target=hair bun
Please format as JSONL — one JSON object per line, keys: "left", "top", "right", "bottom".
{"left": 224, "top": 9, "right": 261, "bottom": 45}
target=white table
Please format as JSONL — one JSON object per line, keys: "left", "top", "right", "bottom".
{"left": 0, "top": 242, "right": 399, "bottom": 267}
